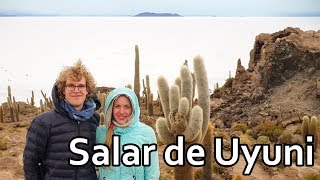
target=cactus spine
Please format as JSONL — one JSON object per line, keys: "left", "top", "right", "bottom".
{"left": 156, "top": 56, "right": 210, "bottom": 180}
{"left": 134, "top": 45, "right": 141, "bottom": 103}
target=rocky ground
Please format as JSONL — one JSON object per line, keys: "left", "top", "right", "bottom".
{"left": 0, "top": 27, "right": 320, "bottom": 179}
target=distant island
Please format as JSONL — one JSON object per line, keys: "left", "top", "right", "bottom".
{"left": 134, "top": 12, "right": 182, "bottom": 17}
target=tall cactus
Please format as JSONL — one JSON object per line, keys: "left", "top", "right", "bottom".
{"left": 13, "top": 96, "right": 19, "bottom": 122}
{"left": 156, "top": 56, "right": 210, "bottom": 180}
{"left": 142, "top": 79, "right": 147, "bottom": 106}
{"left": 203, "top": 123, "right": 213, "bottom": 180}
{"left": 8, "top": 85, "right": 12, "bottom": 102}
{"left": 146, "top": 75, "right": 154, "bottom": 116}
{"left": 134, "top": 45, "right": 141, "bottom": 103}
{"left": 302, "top": 116, "right": 310, "bottom": 139}
{"left": 309, "top": 116, "right": 318, "bottom": 152}
{"left": 302, "top": 116, "right": 318, "bottom": 153}
{"left": 31, "top": 90, "right": 35, "bottom": 106}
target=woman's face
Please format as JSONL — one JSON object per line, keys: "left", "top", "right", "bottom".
{"left": 112, "top": 96, "right": 133, "bottom": 125}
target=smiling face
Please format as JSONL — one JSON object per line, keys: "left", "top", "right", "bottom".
{"left": 112, "top": 96, "right": 133, "bottom": 125}
{"left": 64, "top": 76, "right": 88, "bottom": 111}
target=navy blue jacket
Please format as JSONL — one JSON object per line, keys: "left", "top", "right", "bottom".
{"left": 23, "top": 85, "right": 101, "bottom": 180}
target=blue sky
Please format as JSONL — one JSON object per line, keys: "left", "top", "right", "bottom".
{"left": 0, "top": 0, "right": 319, "bottom": 16}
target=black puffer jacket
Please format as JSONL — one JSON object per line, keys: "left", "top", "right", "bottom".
{"left": 23, "top": 85, "right": 101, "bottom": 180}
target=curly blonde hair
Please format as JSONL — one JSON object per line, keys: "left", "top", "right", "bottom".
{"left": 56, "top": 59, "right": 96, "bottom": 99}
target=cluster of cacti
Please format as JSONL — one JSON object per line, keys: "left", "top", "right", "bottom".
{"left": 155, "top": 56, "right": 210, "bottom": 180}
{"left": 134, "top": 45, "right": 141, "bottom": 103}
{"left": 40, "top": 99, "right": 48, "bottom": 113}
{"left": 302, "top": 116, "right": 318, "bottom": 152}
{"left": 97, "top": 91, "right": 107, "bottom": 113}
{"left": 27, "top": 90, "right": 35, "bottom": 106}
{"left": 141, "top": 75, "right": 154, "bottom": 116}
{"left": 7, "top": 86, "right": 19, "bottom": 122}
{"left": 41, "top": 90, "right": 54, "bottom": 110}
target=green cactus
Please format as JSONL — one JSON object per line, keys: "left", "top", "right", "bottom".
{"left": 309, "top": 116, "right": 318, "bottom": 152}
{"left": 9, "top": 106, "right": 15, "bottom": 122}
{"left": 144, "top": 75, "right": 154, "bottom": 116}
{"left": 146, "top": 75, "right": 151, "bottom": 112}
{"left": 13, "top": 96, "right": 19, "bottom": 122}
{"left": 7, "top": 85, "right": 12, "bottom": 103}
{"left": 31, "top": 90, "right": 35, "bottom": 106}
{"left": 142, "top": 79, "right": 147, "bottom": 108}
{"left": 134, "top": 45, "right": 141, "bottom": 103}
{"left": 156, "top": 56, "right": 210, "bottom": 180}
{"left": 41, "top": 90, "right": 54, "bottom": 109}
{"left": 148, "top": 93, "right": 154, "bottom": 116}
{"left": 302, "top": 116, "right": 310, "bottom": 139}
{"left": 40, "top": 99, "right": 45, "bottom": 113}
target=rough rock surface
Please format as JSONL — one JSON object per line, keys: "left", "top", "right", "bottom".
{"left": 211, "top": 27, "right": 320, "bottom": 128}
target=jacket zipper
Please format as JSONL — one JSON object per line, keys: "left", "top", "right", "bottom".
{"left": 74, "top": 121, "right": 80, "bottom": 180}
{"left": 133, "top": 166, "right": 136, "bottom": 180}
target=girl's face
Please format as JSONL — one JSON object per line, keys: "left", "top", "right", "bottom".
{"left": 112, "top": 96, "right": 133, "bottom": 125}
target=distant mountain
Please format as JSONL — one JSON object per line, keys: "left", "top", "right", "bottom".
{"left": 134, "top": 12, "right": 182, "bottom": 17}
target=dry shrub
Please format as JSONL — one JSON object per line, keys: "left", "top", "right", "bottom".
{"left": 278, "top": 131, "right": 295, "bottom": 144}
{"left": 160, "top": 166, "right": 173, "bottom": 180}
{"left": 303, "top": 172, "right": 320, "bottom": 180}
{"left": 223, "top": 77, "right": 234, "bottom": 89}
{"left": 256, "top": 120, "right": 284, "bottom": 142}
{"left": 193, "top": 169, "right": 205, "bottom": 180}
{"left": 256, "top": 136, "right": 271, "bottom": 144}
{"left": 231, "top": 123, "right": 248, "bottom": 133}
{"left": 240, "top": 134, "right": 256, "bottom": 146}
{"left": 245, "top": 129, "right": 254, "bottom": 136}
{"left": 215, "top": 131, "right": 229, "bottom": 140}
{"left": 0, "top": 138, "right": 8, "bottom": 150}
